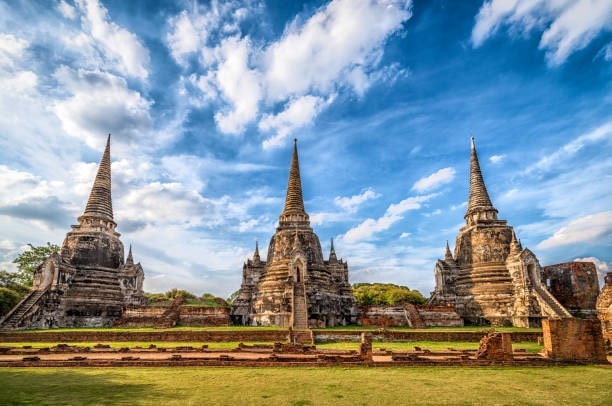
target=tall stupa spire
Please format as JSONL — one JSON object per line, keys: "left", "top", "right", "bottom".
{"left": 465, "top": 137, "right": 498, "bottom": 224}
{"left": 82, "top": 134, "right": 114, "bottom": 222}
{"left": 329, "top": 238, "right": 338, "bottom": 262}
{"left": 279, "top": 139, "right": 309, "bottom": 226}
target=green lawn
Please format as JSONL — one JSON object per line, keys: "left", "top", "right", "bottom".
{"left": 1, "top": 366, "right": 609, "bottom": 405}
{"left": 0, "top": 340, "right": 544, "bottom": 353}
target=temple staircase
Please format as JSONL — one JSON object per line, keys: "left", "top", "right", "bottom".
{"left": 404, "top": 303, "right": 426, "bottom": 328}
{"left": 0, "top": 289, "right": 47, "bottom": 329}
{"left": 527, "top": 265, "right": 572, "bottom": 319}
{"left": 292, "top": 283, "right": 308, "bottom": 329}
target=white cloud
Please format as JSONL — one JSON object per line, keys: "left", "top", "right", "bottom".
{"left": 412, "top": 167, "right": 455, "bottom": 192}
{"left": 334, "top": 188, "right": 381, "bottom": 213}
{"left": 166, "top": 0, "right": 412, "bottom": 145}
{"left": 525, "top": 121, "right": 612, "bottom": 175}
{"left": 264, "top": 0, "right": 412, "bottom": 101}
{"left": 472, "top": 0, "right": 612, "bottom": 66}
{"left": 213, "top": 36, "right": 263, "bottom": 134}
{"left": 166, "top": 10, "right": 202, "bottom": 65}
{"left": 75, "top": 0, "right": 150, "bottom": 79}
{"left": 58, "top": 0, "right": 76, "bottom": 20}
{"left": 489, "top": 154, "right": 505, "bottom": 164}
{"left": 537, "top": 211, "right": 612, "bottom": 249}
{"left": 0, "top": 33, "right": 29, "bottom": 68}
{"left": 260, "top": 95, "right": 330, "bottom": 149}
{"left": 53, "top": 67, "right": 152, "bottom": 147}
{"left": 343, "top": 194, "right": 434, "bottom": 242}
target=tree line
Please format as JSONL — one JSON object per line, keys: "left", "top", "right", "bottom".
{"left": 1, "top": 244, "right": 427, "bottom": 316}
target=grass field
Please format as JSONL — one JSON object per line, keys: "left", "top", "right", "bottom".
{"left": 1, "top": 366, "right": 610, "bottom": 405}
{"left": 0, "top": 340, "right": 544, "bottom": 353}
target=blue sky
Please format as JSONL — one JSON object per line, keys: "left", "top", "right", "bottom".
{"left": 0, "top": 0, "right": 610, "bottom": 298}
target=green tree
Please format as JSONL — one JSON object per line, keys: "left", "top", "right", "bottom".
{"left": 12, "top": 242, "right": 60, "bottom": 287}
{"left": 164, "top": 288, "right": 197, "bottom": 300}
{"left": 226, "top": 290, "right": 239, "bottom": 305}
{"left": 0, "top": 286, "right": 22, "bottom": 316}
{"left": 352, "top": 283, "right": 426, "bottom": 306}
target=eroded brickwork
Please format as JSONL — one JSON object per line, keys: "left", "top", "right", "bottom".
{"left": 542, "top": 262, "right": 599, "bottom": 318}
{"left": 0, "top": 136, "right": 144, "bottom": 329}
{"left": 231, "top": 141, "right": 357, "bottom": 327}
{"left": 596, "top": 272, "right": 612, "bottom": 344}
{"left": 428, "top": 139, "right": 572, "bottom": 326}
{"left": 542, "top": 318, "right": 606, "bottom": 362}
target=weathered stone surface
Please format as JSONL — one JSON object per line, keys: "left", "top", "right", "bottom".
{"left": 231, "top": 140, "right": 357, "bottom": 327}
{"left": 596, "top": 272, "right": 612, "bottom": 344}
{"left": 474, "top": 330, "right": 513, "bottom": 360}
{"left": 428, "top": 138, "right": 572, "bottom": 326}
{"left": 357, "top": 304, "right": 462, "bottom": 327}
{"left": 0, "top": 136, "right": 145, "bottom": 329}
{"left": 542, "top": 262, "right": 600, "bottom": 318}
{"left": 542, "top": 318, "right": 607, "bottom": 362}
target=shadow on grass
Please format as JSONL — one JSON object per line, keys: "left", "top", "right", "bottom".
{"left": 0, "top": 368, "right": 159, "bottom": 405}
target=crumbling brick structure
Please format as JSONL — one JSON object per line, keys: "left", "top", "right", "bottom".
{"left": 542, "top": 318, "right": 607, "bottom": 362}
{"left": 0, "top": 136, "right": 145, "bottom": 329}
{"left": 596, "top": 272, "right": 612, "bottom": 344}
{"left": 231, "top": 140, "right": 357, "bottom": 328}
{"left": 542, "top": 262, "right": 599, "bottom": 318}
{"left": 428, "top": 138, "right": 572, "bottom": 327}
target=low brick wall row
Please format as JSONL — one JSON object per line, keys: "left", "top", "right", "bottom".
{"left": 0, "top": 329, "right": 542, "bottom": 343}
{"left": 0, "top": 329, "right": 289, "bottom": 343}
{"left": 314, "top": 330, "right": 542, "bottom": 343}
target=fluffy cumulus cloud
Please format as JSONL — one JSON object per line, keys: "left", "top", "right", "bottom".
{"left": 259, "top": 95, "right": 332, "bottom": 149}
{"left": 53, "top": 67, "right": 152, "bottom": 147}
{"left": 471, "top": 0, "right": 612, "bottom": 66}
{"left": 74, "top": 0, "right": 150, "bottom": 79}
{"left": 412, "top": 167, "right": 455, "bottom": 193}
{"left": 537, "top": 211, "right": 612, "bottom": 249}
{"left": 343, "top": 194, "right": 434, "bottom": 242}
{"left": 166, "top": 0, "right": 412, "bottom": 147}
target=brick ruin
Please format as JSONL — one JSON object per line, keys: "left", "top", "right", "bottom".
{"left": 427, "top": 138, "right": 578, "bottom": 327}
{"left": 231, "top": 140, "right": 358, "bottom": 328}
{"left": 596, "top": 272, "right": 612, "bottom": 344}
{"left": 541, "top": 262, "right": 600, "bottom": 318}
{"left": 0, "top": 136, "right": 145, "bottom": 329}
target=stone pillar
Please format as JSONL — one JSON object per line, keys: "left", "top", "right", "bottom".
{"left": 359, "top": 332, "right": 373, "bottom": 361}
{"left": 542, "top": 318, "right": 607, "bottom": 362}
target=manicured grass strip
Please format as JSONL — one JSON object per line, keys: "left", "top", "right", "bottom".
{"left": 0, "top": 341, "right": 275, "bottom": 350}
{"left": 0, "top": 340, "right": 544, "bottom": 353}
{"left": 316, "top": 340, "right": 544, "bottom": 353}
{"left": 0, "top": 366, "right": 609, "bottom": 405}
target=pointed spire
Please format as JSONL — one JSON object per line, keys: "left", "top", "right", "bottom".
{"left": 279, "top": 139, "right": 309, "bottom": 226}
{"left": 444, "top": 240, "right": 453, "bottom": 262}
{"left": 465, "top": 137, "right": 497, "bottom": 224}
{"left": 329, "top": 238, "right": 338, "bottom": 262}
{"left": 253, "top": 241, "right": 261, "bottom": 262}
{"left": 126, "top": 244, "right": 134, "bottom": 265}
{"left": 509, "top": 230, "right": 522, "bottom": 257}
{"left": 82, "top": 134, "right": 114, "bottom": 222}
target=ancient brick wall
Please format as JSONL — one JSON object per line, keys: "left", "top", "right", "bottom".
{"left": 596, "top": 272, "right": 612, "bottom": 343}
{"left": 542, "top": 262, "right": 599, "bottom": 318}
{"left": 358, "top": 305, "right": 462, "bottom": 328}
{"left": 542, "top": 318, "right": 606, "bottom": 362}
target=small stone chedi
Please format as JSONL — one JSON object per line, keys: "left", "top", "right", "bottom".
{"left": 0, "top": 136, "right": 145, "bottom": 329}
{"left": 231, "top": 140, "right": 357, "bottom": 328}
{"left": 428, "top": 138, "right": 572, "bottom": 327}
